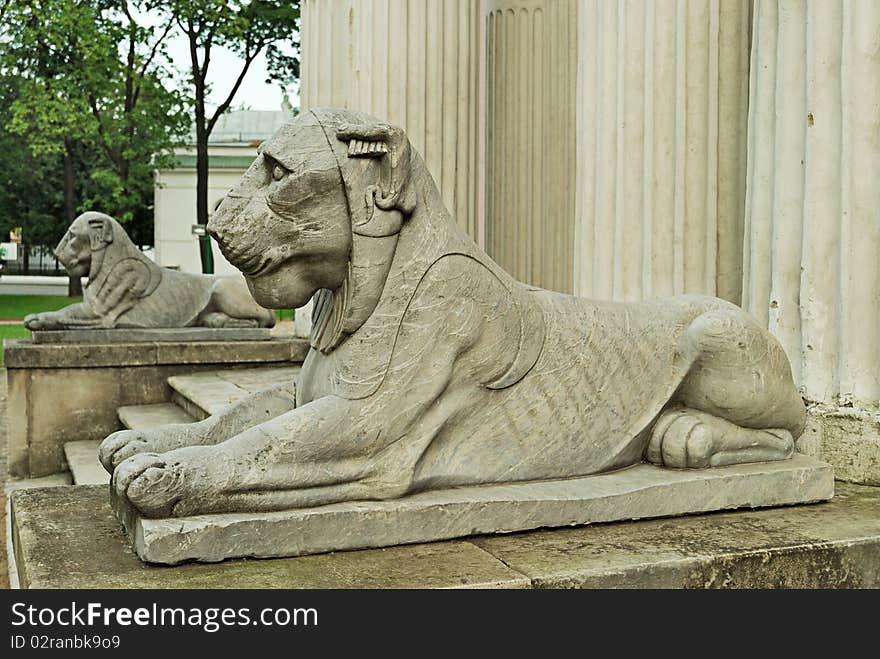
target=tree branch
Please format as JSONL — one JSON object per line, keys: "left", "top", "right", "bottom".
{"left": 138, "top": 21, "right": 174, "bottom": 79}
{"left": 87, "top": 94, "right": 123, "bottom": 171}
{"left": 206, "top": 41, "right": 265, "bottom": 136}
{"left": 131, "top": 18, "right": 174, "bottom": 111}
{"left": 186, "top": 16, "right": 204, "bottom": 87}
{"left": 0, "top": 0, "right": 12, "bottom": 25}
{"left": 123, "top": 10, "right": 136, "bottom": 114}
{"left": 120, "top": 0, "right": 134, "bottom": 24}
{"left": 201, "top": 30, "right": 214, "bottom": 84}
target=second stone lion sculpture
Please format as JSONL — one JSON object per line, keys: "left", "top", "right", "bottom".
{"left": 100, "top": 108, "right": 806, "bottom": 519}
{"left": 23, "top": 212, "right": 275, "bottom": 331}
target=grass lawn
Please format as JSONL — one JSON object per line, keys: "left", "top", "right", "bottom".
{"left": 0, "top": 324, "right": 29, "bottom": 366}
{"left": 0, "top": 294, "right": 79, "bottom": 365}
{"left": 0, "top": 294, "right": 81, "bottom": 320}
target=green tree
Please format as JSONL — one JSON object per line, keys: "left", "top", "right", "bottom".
{"left": 1, "top": 0, "right": 190, "bottom": 291}
{"left": 160, "top": 0, "right": 299, "bottom": 273}
{"left": 0, "top": 75, "right": 67, "bottom": 276}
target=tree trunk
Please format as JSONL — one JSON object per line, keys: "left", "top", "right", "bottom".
{"left": 194, "top": 107, "right": 213, "bottom": 274}
{"left": 63, "top": 139, "right": 83, "bottom": 297}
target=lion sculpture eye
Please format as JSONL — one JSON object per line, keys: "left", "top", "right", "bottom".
{"left": 272, "top": 164, "right": 287, "bottom": 181}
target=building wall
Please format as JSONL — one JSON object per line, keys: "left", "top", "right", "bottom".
{"left": 742, "top": 0, "right": 880, "bottom": 485}
{"left": 574, "top": 0, "right": 751, "bottom": 303}
{"left": 484, "top": 0, "right": 578, "bottom": 293}
{"left": 153, "top": 146, "right": 259, "bottom": 276}
{"left": 300, "top": 0, "right": 484, "bottom": 240}
{"left": 743, "top": 0, "right": 880, "bottom": 407}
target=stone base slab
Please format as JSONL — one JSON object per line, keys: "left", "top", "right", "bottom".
{"left": 797, "top": 403, "right": 880, "bottom": 486}
{"left": 13, "top": 477, "right": 880, "bottom": 589}
{"left": 31, "top": 328, "right": 272, "bottom": 344}
{"left": 112, "top": 454, "right": 833, "bottom": 565}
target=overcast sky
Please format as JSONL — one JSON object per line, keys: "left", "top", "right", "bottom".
{"left": 135, "top": 7, "right": 299, "bottom": 112}
{"left": 163, "top": 37, "right": 298, "bottom": 112}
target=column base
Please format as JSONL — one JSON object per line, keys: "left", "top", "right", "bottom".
{"left": 798, "top": 403, "right": 880, "bottom": 486}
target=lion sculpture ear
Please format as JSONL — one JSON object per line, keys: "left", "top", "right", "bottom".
{"left": 336, "top": 122, "right": 417, "bottom": 237}
{"left": 87, "top": 215, "right": 114, "bottom": 251}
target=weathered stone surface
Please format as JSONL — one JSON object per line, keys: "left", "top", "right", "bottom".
{"left": 4, "top": 337, "right": 309, "bottom": 368}
{"left": 5, "top": 341, "right": 307, "bottom": 478}
{"left": 5, "top": 473, "right": 72, "bottom": 493}
{"left": 797, "top": 404, "right": 880, "bottom": 487}
{"left": 5, "top": 339, "right": 159, "bottom": 369}
{"left": 153, "top": 340, "right": 308, "bottom": 365}
{"left": 118, "top": 403, "right": 195, "bottom": 430}
{"left": 102, "top": 110, "right": 813, "bottom": 557}
{"left": 11, "top": 486, "right": 529, "bottom": 589}
{"left": 744, "top": 0, "right": 880, "bottom": 417}
{"left": 11, "top": 482, "right": 879, "bottom": 588}
{"left": 471, "top": 482, "right": 880, "bottom": 588}
{"left": 32, "top": 327, "right": 271, "bottom": 344}
{"left": 167, "top": 366, "right": 300, "bottom": 419}
{"left": 293, "top": 299, "right": 312, "bottom": 338}
{"left": 23, "top": 212, "right": 275, "bottom": 332}
{"left": 112, "top": 455, "right": 831, "bottom": 564}
{"left": 64, "top": 441, "right": 109, "bottom": 485}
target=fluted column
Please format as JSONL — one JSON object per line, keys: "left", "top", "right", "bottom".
{"left": 484, "top": 0, "right": 578, "bottom": 293}
{"left": 573, "top": 0, "right": 751, "bottom": 304}
{"left": 743, "top": 0, "right": 880, "bottom": 484}
{"left": 300, "top": 0, "right": 483, "bottom": 239}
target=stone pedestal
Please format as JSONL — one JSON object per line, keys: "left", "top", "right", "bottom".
{"left": 300, "top": 0, "right": 484, "bottom": 239}
{"left": 4, "top": 338, "right": 309, "bottom": 478}
{"left": 30, "top": 328, "right": 271, "bottom": 344}
{"left": 574, "top": 0, "right": 751, "bottom": 303}
{"left": 743, "top": 0, "right": 880, "bottom": 484}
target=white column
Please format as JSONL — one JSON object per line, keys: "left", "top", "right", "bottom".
{"left": 300, "top": 0, "right": 484, "bottom": 239}
{"left": 743, "top": 0, "right": 880, "bottom": 485}
{"left": 573, "top": 0, "right": 751, "bottom": 304}
{"left": 484, "top": 0, "right": 578, "bottom": 293}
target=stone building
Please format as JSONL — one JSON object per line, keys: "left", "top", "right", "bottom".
{"left": 153, "top": 110, "right": 292, "bottom": 275}
{"left": 300, "top": 0, "right": 879, "bottom": 485}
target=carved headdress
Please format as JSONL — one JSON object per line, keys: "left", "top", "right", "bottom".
{"left": 260, "top": 109, "right": 421, "bottom": 354}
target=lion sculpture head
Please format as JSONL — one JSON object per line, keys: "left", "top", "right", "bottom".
{"left": 208, "top": 108, "right": 430, "bottom": 353}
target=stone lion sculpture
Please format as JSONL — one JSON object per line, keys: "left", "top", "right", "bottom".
{"left": 100, "top": 108, "right": 805, "bottom": 519}
{"left": 23, "top": 212, "right": 275, "bottom": 331}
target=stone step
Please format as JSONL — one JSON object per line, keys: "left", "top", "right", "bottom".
{"left": 118, "top": 403, "right": 196, "bottom": 430}
{"left": 167, "top": 365, "right": 300, "bottom": 420}
{"left": 4, "top": 474, "right": 73, "bottom": 589}
{"left": 9, "top": 482, "right": 880, "bottom": 588}
{"left": 4, "top": 473, "right": 72, "bottom": 494}
{"left": 63, "top": 440, "right": 109, "bottom": 486}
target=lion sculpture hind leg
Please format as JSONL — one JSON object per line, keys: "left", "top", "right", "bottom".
{"left": 645, "top": 308, "right": 804, "bottom": 469}
{"left": 200, "top": 276, "right": 276, "bottom": 328}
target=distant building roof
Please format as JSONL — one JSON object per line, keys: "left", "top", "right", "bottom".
{"left": 188, "top": 110, "right": 295, "bottom": 146}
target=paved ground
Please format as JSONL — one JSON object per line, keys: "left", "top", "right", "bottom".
{"left": 1, "top": 368, "right": 9, "bottom": 588}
